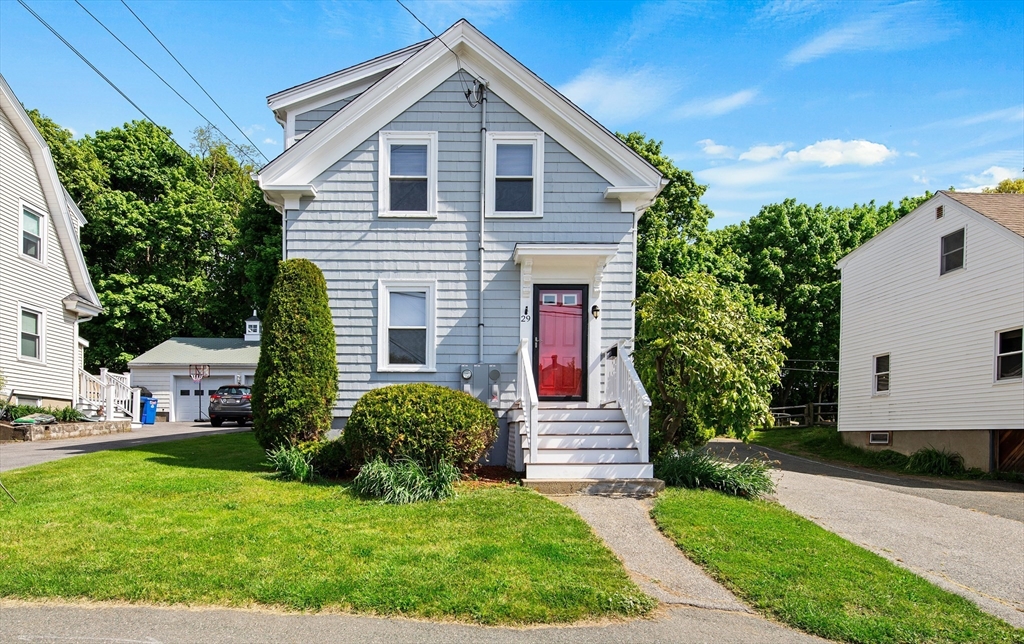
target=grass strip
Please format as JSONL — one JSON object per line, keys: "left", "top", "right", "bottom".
{"left": 652, "top": 488, "right": 1023, "bottom": 644}
{"left": 0, "top": 432, "right": 652, "bottom": 624}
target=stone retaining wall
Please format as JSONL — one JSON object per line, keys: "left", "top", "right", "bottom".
{"left": 0, "top": 420, "right": 131, "bottom": 442}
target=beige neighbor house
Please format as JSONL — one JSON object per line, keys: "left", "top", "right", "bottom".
{"left": 0, "top": 73, "right": 103, "bottom": 410}
{"left": 836, "top": 191, "right": 1024, "bottom": 472}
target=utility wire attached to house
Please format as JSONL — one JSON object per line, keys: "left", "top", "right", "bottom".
{"left": 394, "top": 0, "right": 484, "bottom": 107}
{"left": 72, "top": 0, "right": 263, "bottom": 168}
{"left": 119, "top": 0, "right": 269, "bottom": 163}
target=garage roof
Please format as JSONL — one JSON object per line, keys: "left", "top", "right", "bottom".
{"left": 129, "top": 338, "right": 260, "bottom": 367}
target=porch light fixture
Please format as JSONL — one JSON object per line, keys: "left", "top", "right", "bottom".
{"left": 591, "top": 304, "right": 600, "bottom": 319}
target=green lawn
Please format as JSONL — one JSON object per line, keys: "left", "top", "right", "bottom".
{"left": 0, "top": 432, "right": 653, "bottom": 624}
{"left": 652, "top": 488, "right": 1023, "bottom": 644}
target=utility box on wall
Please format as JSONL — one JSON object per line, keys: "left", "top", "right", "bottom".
{"left": 460, "top": 364, "right": 501, "bottom": 409}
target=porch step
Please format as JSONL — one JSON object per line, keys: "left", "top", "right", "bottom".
{"left": 537, "top": 408, "right": 626, "bottom": 423}
{"left": 526, "top": 462, "right": 655, "bottom": 480}
{"left": 537, "top": 421, "right": 630, "bottom": 435}
{"left": 523, "top": 478, "right": 665, "bottom": 497}
{"left": 535, "top": 448, "right": 642, "bottom": 464}
{"left": 537, "top": 435, "right": 636, "bottom": 449}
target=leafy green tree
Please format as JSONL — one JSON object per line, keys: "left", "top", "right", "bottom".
{"left": 634, "top": 271, "right": 787, "bottom": 451}
{"left": 252, "top": 259, "right": 338, "bottom": 449}
{"left": 983, "top": 178, "right": 1024, "bottom": 193}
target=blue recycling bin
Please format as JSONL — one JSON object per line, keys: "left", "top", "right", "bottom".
{"left": 140, "top": 397, "right": 158, "bottom": 425}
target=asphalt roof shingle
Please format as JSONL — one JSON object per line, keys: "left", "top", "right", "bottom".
{"left": 941, "top": 191, "right": 1024, "bottom": 237}
{"left": 128, "top": 338, "right": 260, "bottom": 367}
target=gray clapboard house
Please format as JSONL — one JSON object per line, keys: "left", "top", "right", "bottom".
{"left": 257, "top": 21, "right": 666, "bottom": 480}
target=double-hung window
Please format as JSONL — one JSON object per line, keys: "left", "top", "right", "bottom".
{"left": 378, "top": 131, "right": 437, "bottom": 217}
{"left": 486, "top": 132, "right": 544, "bottom": 217}
{"left": 377, "top": 280, "right": 436, "bottom": 372}
{"left": 940, "top": 228, "right": 965, "bottom": 275}
{"left": 20, "top": 308, "right": 42, "bottom": 361}
{"left": 21, "top": 206, "right": 44, "bottom": 261}
{"left": 873, "top": 354, "right": 890, "bottom": 394}
{"left": 996, "top": 328, "right": 1023, "bottom": 381}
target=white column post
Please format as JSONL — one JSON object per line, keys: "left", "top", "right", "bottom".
{"left": 131, "top": 387, "right": 142, "bottom": 424}
{"left": 105, "top": 382, "right": 115, "bottom": 421}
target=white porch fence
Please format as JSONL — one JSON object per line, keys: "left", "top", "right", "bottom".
{"left": 78, "top": 368, "right": 141, "bottom": 424}
{"left": 602, "top": 340, "right": 651, "bottom": 463}
{"left": 516, "top": 340, "right": 539, "bottom": 464}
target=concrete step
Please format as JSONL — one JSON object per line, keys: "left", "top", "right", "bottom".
{"left": 524, "top": 478, "right": 665, "bottom": 497}
{"left": 537, "top": 435, "right": 636, "bottom": 450}
{"left": 525, "top": 462, "right": 655, "bottom": 480}
{"left": 537, "top": 420, "right": 630, "bottom": 435}
{"left": 536, "top": 408, "right": 625, "bottom": 423}
{"left": 535, "top": 448, "right": 642, "bottom": 464}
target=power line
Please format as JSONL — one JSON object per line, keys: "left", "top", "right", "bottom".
{"left": 16, "top": 0, "right": 194, "bottom": 162}
{"left": 394, "top": 0, "right": 481, "bottom": 106}
{"left": 72, "top": 0, "right": 261, "bottom": 167}
{"left": 119, "top": 0, "right": 269, "bottom": 163}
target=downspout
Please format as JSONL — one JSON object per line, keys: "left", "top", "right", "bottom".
{"left": 477, "top": 83, "right": 487, "bottom": 363}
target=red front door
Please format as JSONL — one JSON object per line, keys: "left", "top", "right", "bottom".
{"left": 534, "top": 286, "right": 587, "bottom": 400}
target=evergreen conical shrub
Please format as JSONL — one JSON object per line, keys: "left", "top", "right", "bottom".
{"left": 252, "top": 258, "right": 337, "bottom": 449}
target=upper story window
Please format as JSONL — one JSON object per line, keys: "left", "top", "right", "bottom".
{"left": 21, "top": 206, "right": 44, "bottom": 261}
{"left": 486, "top": 132, "right": 544, "bottom": 218}
{"left": 20, "top": 308, "right": 42, "bottom": 361}
{"left": 940, "top": 228, "right": 964, "bottom": 275}
{"left": 378, "top": 131, "right": 437, "bottom": 217}
{"left": 377, "top": 280, "right": 436, "bottom": 372}
{"left": 873, "top": 353, "right": 890, "bottom": 394}
{"left": 997, "top": 328, "right": 1023, "bottom": 381}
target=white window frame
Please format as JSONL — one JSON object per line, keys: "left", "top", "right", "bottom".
{"left": 995, "top": 326, "right": 1023, "bottom": 383}
{"left": 18, "top": 305, "right": 45, "bottom": 364}
{"left": 872, "top": 353, "right": 890, "bottom": 396}
{"left": 19, "top": 201, "right": 47, "bottom": 265}
{"left": 939, "top": 226, "right": 966, "bottom": 276}
{"left": 377, "top": 279, "right": 437, "bottom": 373}
{"left": 486, "top": 131, "right": 544, "bottom": 218}
{"left": 378, "top": 131, "right": 438, "bottom": 218}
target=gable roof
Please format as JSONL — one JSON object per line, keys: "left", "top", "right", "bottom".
{"left": 258, "top": 20, "right": 664, "bottom": 212}
{"left": 940, "top": 190, "right": 1024, "bottom": 236}
{"left": 0, "top": 74, "right": 102, "bottom": 316}
{"left": 128, "top": 337, "right": 260, "bottom": 367}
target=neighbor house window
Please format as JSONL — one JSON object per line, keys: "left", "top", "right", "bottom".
{"left": 20, "top": 308, "right": 42, "bottom": 360}
{"left": 377, "top": 280, "right": 436, "bottom": 372}
{"left": 873, "top": 354, "right": 890, "bottom": 394}
{"left": 21, "top": 206, "right": 44, "bottom": 261}
{"left": 940, "top": 228, "right": 964, "bottom": 274}
{"left": 378, "top": 131, "right": 437, "bottom": 217}
{"left": 996, "top": 328, "right": 1023, "bottom": 381}
{"left": 486, "top": 132, "right": 543, "bottom": 217}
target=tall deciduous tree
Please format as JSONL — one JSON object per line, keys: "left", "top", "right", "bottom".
{"left": 983, "top": 178, "right": 1024, "bottom": 193}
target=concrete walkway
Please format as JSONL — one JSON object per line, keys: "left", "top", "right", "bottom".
{"left": 0, "top": 422, "right": 246, "bottom": 472}
{"left": 708, "top": 439, "right": 1024, "bottom": 629}
{"left": 0, "top": 600, "right": 826, "bottom": 644}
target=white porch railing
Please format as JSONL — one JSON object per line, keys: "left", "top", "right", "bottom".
{"left": 517, "top": 340, "right": 539, "bottom": 464}
{"left": 79, "top": 368, "right": 141, "bottom": 424}
{"left": 603, "top": 340, "right": 651, "bottom": 462}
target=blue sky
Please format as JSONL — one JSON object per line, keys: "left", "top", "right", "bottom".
{"left": 1, "top": 0, "right": 1021, "bottom": 227}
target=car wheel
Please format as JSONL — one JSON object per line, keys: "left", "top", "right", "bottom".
{"left": 211, "top": 418, "right": 223, "bottom": 427}
{"left": 236, "top": 418, "right": 247, "bottom": 427}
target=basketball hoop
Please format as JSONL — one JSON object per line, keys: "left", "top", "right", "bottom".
{"left": 189, "top": 364, "right": 210, "bottom": 381}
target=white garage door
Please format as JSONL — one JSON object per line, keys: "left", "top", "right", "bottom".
{"left": 173, "top": 376, "right": 235, "bottom": 422}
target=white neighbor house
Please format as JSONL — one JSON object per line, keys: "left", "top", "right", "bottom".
{"left": 836, "top": 191, "right": 1024, "bottom": 472}
{"left": 0, "top": 73, "right": 104, "bottom": 409}
{"left": 256, "top": 21, "right": 666, "bottom": 480}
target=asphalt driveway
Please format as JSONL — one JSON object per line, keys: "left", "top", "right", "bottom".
{"left": 707, "top": 438, "right": 1024, "bottom": 629}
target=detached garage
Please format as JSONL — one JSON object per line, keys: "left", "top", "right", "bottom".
{"left": 129, "top": 318, "right": 261, "bottom": 422}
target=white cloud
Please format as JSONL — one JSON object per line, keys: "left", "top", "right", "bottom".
{"left": 912, "top": 173, "right": 930, "bottom": 186}
{"left": 697, "top": 139, "right": 735, "bottom": 158}
{"left": 697, "top": 160, "right": 792, "bottom": 187}
{"left": 739, "top": 143, "right": 787, "bottom": 162}
{"left": 561, "top": 67, "right": 675, "bottom": 123}
{"left": 673, "top": 89, "right": 757, "bottom": 119}
{"left": 757, "top": 0, "right": 826, "bottom": 22}
{"left": 957, "top": 106, "right": 1024, "bottom": 127}
{"left": 263, "top": 138, "right": 278, "bottom": 145}
{"left": 962, "top": 165, "right": 1020, "bottom": 191}
{"left": 783, "top": 139, "right": 896, "bottom": 167}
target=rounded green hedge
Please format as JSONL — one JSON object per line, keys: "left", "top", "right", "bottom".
{"left": 343, "top": 383, "right": 498, "bottom": 469}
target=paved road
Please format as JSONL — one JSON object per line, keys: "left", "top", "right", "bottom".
{"left": 0, "top": 422, "right": 247, "bottom": 472}
{"left": 708, "top": 438, "right": 1024, "bottom": 629}
{"left": 0, "top": 600, "right": 823, "bottom": 644}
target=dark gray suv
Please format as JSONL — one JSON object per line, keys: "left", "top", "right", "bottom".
{"left": 209, "top": 386, "right": 252, "bottom": 427}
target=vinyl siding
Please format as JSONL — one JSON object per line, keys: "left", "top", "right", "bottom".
{"left": 295, "top": 97, "right": 355, "bottom": 136}
{"left": 0, "top": 108, "right": 79, "bottom": 403}
{"left": 130, "top": 366, "right": 255, "bottom": 421}
{"left": 838, "top": 198, "right": 1024, "bottom": 432}
{"left": 286, "top": 74, "right": 636, "bottom": 420}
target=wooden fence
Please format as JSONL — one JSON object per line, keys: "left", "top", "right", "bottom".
{"left": 767, "top": 402, "right": 837, "bottom": 428}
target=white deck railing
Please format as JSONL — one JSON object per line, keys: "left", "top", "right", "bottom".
{"left": 604, "top": 340, "right": 651, "bottom": 462}
{"left": 517, "top": 340, "right": 540, "bottom": 464}
{"left": 80, "top": 368, "right": 140, "bottom": 423}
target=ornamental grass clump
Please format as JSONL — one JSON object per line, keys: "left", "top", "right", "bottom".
{"left": 906, "top": 447, "right": 966, "bottom": 477}
{"left": 656, "top": 448, "right": 775, "bottom": 498}
{"left": 351, "top": 457, "right": 460, "bottom": 504}
{"left": 265, "top": 444, "right": 315, "bottom": 482}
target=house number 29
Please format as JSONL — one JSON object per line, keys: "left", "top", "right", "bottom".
{"left": 521, "top": 306, "right": 531, "bottom": 322}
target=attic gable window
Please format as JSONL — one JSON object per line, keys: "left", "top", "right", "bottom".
{"left": 21, "top": 206, "right": 44, "bottom": 262}
{"left": 378, "top": 131, "right": 437, "bottom": 218}
{"left": 486, "top": 132, "right": 544, "bottom": 218}
{"left": 940, "top": 228, "right": 965, "bottom": 274}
